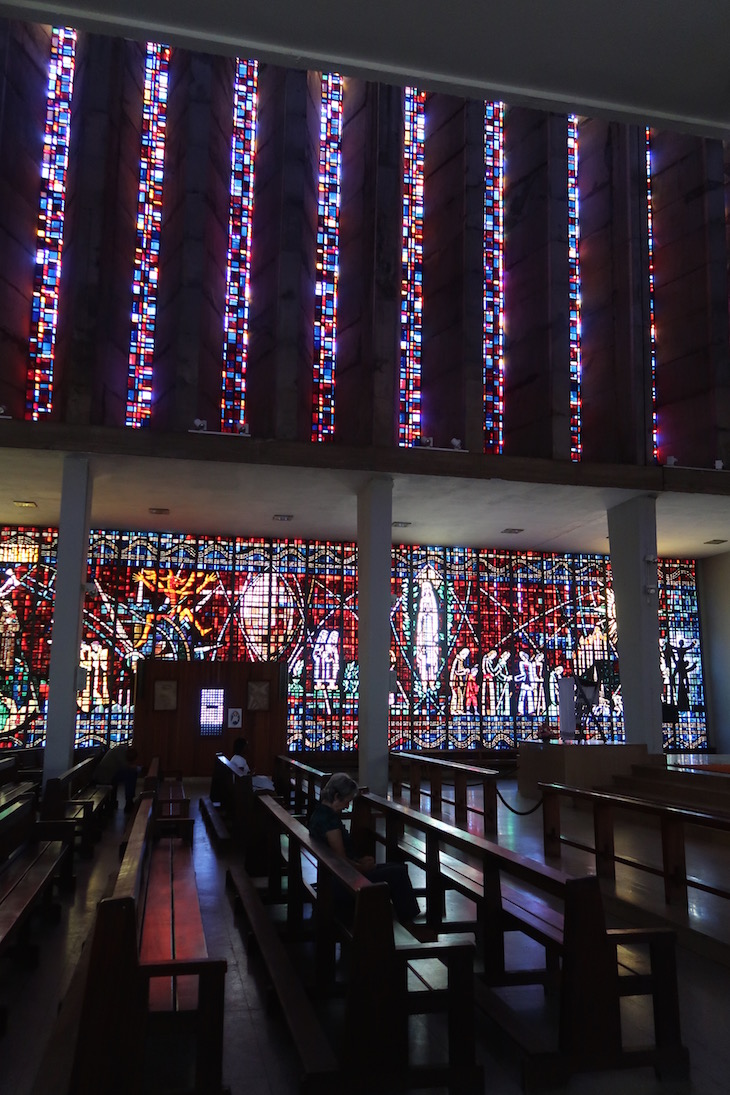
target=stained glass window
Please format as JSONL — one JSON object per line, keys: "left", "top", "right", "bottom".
{"left": 312, "top": 72, "right": 344, "bottom": 442}
{"left": 399, "top": 87, "right": 426, "bottom": 446}
{"left": 26, "top": 27, "right": 77, "bottom": 421}
{"left": 646, "top": 127, "right": 659, "bottom": 462}
{"left": 567, "top": 115, "right": 582, "bottom": 460}
{"left": 483, "top": 102, "right": 505, "bottom": 453}
{"left": 125, "top": 43, "right": 171, "bottom": 429}
{"left": 658, "top": 559, "right": 706, "bottom": 749}
{"left": 0, "top": 526, "right": 707, "bottom": 753}
{"left": 221, "top": 58, "right": 259, "bottom": 432}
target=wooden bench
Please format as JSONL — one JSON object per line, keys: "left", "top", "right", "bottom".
{"left": 353, "top": 790, "right": 689, "bottom": 1088}
{"left": 39, "top": 753, "right": 113, "bottom": 857}
{"left": 70, "top": 795, "right": 227, "bottom": 1095}
{"left": 239, "top": 793, "right": 481, "bottom": 1092}
{"left": 226, "top": 863, "right": 341, "bottom": 1092}
{"left": 200, "top": 753, "right": 275, "bottom": 872}
{"left": 0, "top": 797, "right": 75, "bottom": 1035}
{"left": 272, "top": 755, "right": 331, "bottom": 818}
{"left": 0, "top": 754, "right": 19, "bottom": 786}
{"left": 540, "top": 779, "right": 730, "bottom": 909}
{"left": 390, "top": 750, "right": 499, "bottom": 835}
{"left": 155, "top": 771, "right": 194, "bottom": 843}
{"left": 610, "top": 763, "right": 730, "bottom": 815}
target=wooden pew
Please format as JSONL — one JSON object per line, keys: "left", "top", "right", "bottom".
{"left": 70, "top": 795, "right": 227, "bottom": 1095}
{"left": 272, "top": 755, "right": 331, "bottom": 817}
{"left": 0, "top": 754, "right": 19, "bottom": 786}
{"left": 540, "top": 780, "right": 730, "bottom": 909}
{"left": 154, "top": 770, "right": 194, "bottom": 843}
{"left": 353, "top": 790, "right": 689, "bottom": 1088}
{"left": 200, "top": 753, "right": 274, "bottom": 872}
{"left": 0, "top": 797, "right": 75, "bottom": 1035}
{"left": 39, "top": 752, "right": 113, "bottom": 857}
{"left": 390, "top": 750, "right": 499, "bottom": 835}
{"left": 235, "top": 793, "right": 481, "bottom": 1092}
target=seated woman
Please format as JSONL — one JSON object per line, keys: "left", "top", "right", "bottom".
{"left": 308, "top": 772, "right": 435, "bottom": 941}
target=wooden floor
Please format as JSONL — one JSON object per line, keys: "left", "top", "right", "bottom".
{"left": 2, "top": 774, "right": 730, "bottom": 1095}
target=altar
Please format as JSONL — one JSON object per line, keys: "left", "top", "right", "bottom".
{"left": 517, "top": 740, "right": 656, "bottom": 798}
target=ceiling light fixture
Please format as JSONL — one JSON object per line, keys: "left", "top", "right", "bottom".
{"left": 273, "top": 514, "right": 293, "bottom": 522}
{"left": 148, "top": 507, "right": 170, "bottom": 516}
{"left": 392, "top": 521, "right": 411, "bottom": 528}
{"left": 501, "top": 527, "right": 524, "bottom": 534}
{"left": 704, "top": 539, "right": 728, "bottom": 545}
{"left": 13, "top": 500, "right": 37, "bottom": 508}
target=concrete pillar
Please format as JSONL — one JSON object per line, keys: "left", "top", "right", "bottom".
{"left": 152, "top": 50, "right": 235, "bottom": 432}
{"left": 503, "top": 108, "right": 571, "bottom": 459}
{"left": 421, "top": 94, "right": 485, "bottom": 452}
{"left": 357, "top": 476, "right": 393, "bottom": 795}
{"left": 578, "top": 120, "right": 653, "bottom": 464}
{"left": 53, "top": 34, "right": 145, "bottom": 426}
{"left": 607, "top": 496, "right": 663, "bottom": 753}
{"left": 0, "top": 21, "right": 52, "bottom": 419}
{"left": 336, "top": 80, "right": 402, "bottom": 447}
{"left": 696, "top": 552, "right": 730, "bottom": 754}
{"left": 246, "top": 65, "right": 319, "bottom": 441}
{"left": 44, "top": 455, "right": 92, "bottom": 782}
{"left": 651, "top": 132, "right": 730, "bottom": 467}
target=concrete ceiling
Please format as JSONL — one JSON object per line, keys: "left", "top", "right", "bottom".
{"left": 2, "top": 440, "right": 730, "bottom": 558}
{"left": 0, "top": 0, "right": 728, "bottom": 138}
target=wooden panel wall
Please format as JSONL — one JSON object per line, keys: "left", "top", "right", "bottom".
{"left": 132, "top": 660, "right": 287, "bottom": 778}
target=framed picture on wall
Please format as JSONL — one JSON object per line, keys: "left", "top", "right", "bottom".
{"left": 247, "top": 680, "right": 270, "bottom": 711}
{"left": 154, "top": 680, "right": 178, "bottom": 711}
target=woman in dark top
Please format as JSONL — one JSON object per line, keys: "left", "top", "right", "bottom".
{"left": 309, "top": 772, "right": 434, "bottom": 938}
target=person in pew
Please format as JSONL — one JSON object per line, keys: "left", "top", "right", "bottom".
{"left": 93, "top": 744, "right": 141, "bottom": 813}
{"left": 309, "top": 773, "right": 436, "bottom": 942}
{"left": 230, "top": 736, "right": 275, "bottom": 792}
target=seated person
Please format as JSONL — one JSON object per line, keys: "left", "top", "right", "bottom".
{"left": 309, "top": 772, "right": 435, "bottom": 940}
{"left": 93, "top": 744, "right": 141, "bottom": 813}
{"left": 230, "top": 736, "right": 275, "bottom": 792}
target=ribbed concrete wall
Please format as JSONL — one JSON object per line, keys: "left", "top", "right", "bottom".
{"left": 53, "top": 34, "right": 144, "bottom": 426}
{"left": 0, "top": 21, "right": 51, "bottom": 418}
{"left": 578, "top": 119, "right": 653, "bottom": 464}
{"left": 154, "top": 50, "right": 235, "bottom": 432}
{"left": 651, "top": 132, "right": 730, "bottom": 468}
{"left": 246, "top": 65, "right": 319, "bottom": 442}
{"left": 336, "top": 79, "right": 402, "bottom": 448}
{"left": 422, "top": 94, "right": 485, "bottom": 452}
{"left": 502, "top": 107, "right": 571, "bottom": 459}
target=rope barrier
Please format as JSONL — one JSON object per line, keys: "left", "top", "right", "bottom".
{"left": 496, "top": 787, "right": 544, "bottom": 815}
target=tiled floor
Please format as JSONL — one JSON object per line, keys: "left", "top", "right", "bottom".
{"left": 1, "top": 775, "right": 729, "bottom": 1094}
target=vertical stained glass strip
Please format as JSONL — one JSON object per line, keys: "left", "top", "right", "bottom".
{"left": 26, "top": 27, "right": 77, "bottom": 420}
{"left": 125, "top": 43, "right": 171, "bottom": 428}
{"left": 646, "top": 127, "right": 659, "bottom": 462}
{"left": 221, "top": 59, "right": 259, "bottom": 432}
{"left": 567, "top": 115, "right": 582, "bottom": 460}
{"left": 312, "top": 72, "right": 344, "bottom": 442}
{"left": 483, "top": 101, "right": 505, "bottom": 453}
{"left": 399, "top": 87, "right": 425, "bottom": 446}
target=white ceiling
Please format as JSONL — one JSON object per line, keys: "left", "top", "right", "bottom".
{"left": 2, "top": 440, "right": 730, "bottom": 558}
{"left": 0, "top": 0, "right": 727, "bottom": 138}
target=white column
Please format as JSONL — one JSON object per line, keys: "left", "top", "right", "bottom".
{"left": 696, "top": 552, "right": 730, "bottom": 754}
{"left": 44, "top": 455, "right": 92, "bottom": 782}
{"left": 607, "top": 495, "right": 663, "bottom": 753}
{"left": 357, "top": 476, "right": 393, "bottom": 795}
